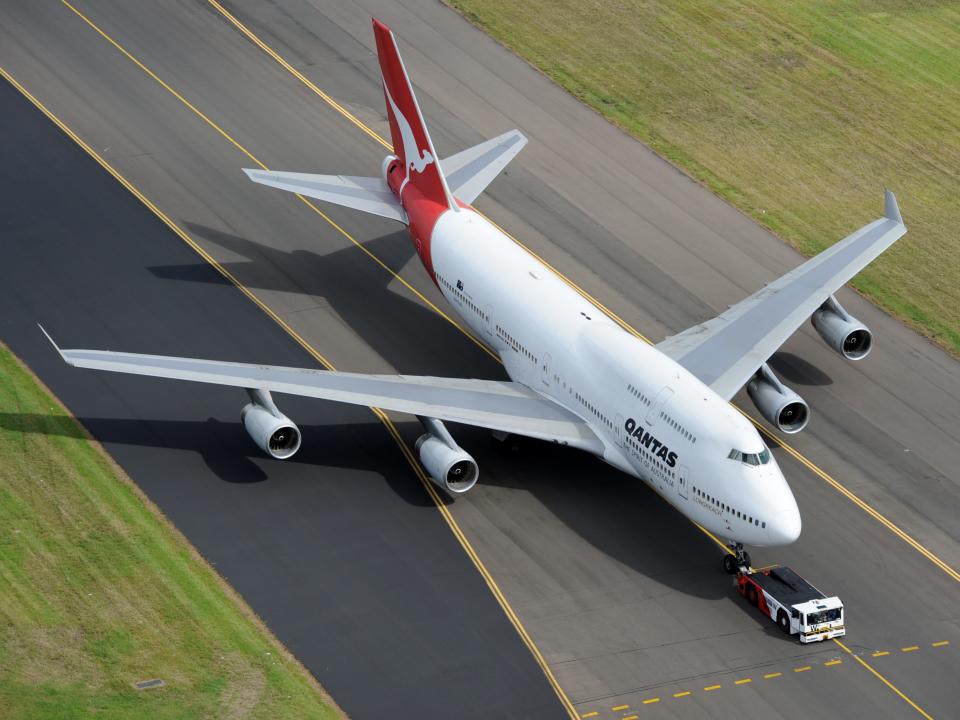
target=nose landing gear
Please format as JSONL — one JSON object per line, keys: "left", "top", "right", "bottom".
{"left": 723, "top": 543, "right": 751, "bottom": 574}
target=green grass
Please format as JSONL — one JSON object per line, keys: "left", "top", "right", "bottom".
{"left": 448, "top": 0, "right": 960, "bottom": 353}
{"left": 0, "top": 344, "right": 341, "bottom": 720}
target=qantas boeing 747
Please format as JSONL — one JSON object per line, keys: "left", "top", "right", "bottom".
{"left": 44, "top": 19, "right": 906, "bottom": 570}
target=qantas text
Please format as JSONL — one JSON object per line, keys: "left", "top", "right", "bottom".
{"left": 623, "top": 417, "right": 678, "bottom": 468}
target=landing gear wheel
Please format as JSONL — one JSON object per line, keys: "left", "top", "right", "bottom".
{"left": 745, "top": 584, "right": 758, "bottom": 606}
{"left": 725, "top": 543, "right": 750, "bottom": 572}
{"left": 777, "top": 610, "right": 791, "bottom": 634}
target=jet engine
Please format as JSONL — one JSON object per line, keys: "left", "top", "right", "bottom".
{"left": 812, "top": 295, "right": 873, "bottom": 360}
{"left": 241, "top": 389, "right": 301, "bottom": 459}
{"left": 747, "top": 364, "right": 809, "bottom": 434}
{"left": 415, "top": 417, "right": 479, "bottom": 494}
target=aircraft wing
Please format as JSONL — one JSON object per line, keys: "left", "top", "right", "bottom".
{"left": 440, "top": 130, "right": 527, "bottom": 204}
{"left": 44, "top": 333, "right": 602, "bottom": 452}
{"left": 243, "top": 170, "right": 408, "bottom": 223}
{"left": 655, "top": 190, "right": 907, "bottom": 400}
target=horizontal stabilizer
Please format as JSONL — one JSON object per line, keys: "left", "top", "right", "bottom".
{"left": 244, "top": 169, "right": 407, "bottom": 224}
{"left": 441, "top": 130, "right": 527, "bottom": 204}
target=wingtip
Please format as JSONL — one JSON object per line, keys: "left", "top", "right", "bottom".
{"left": 884, "top": 188, "right": 903, "bottom": 225}
{"left": 37, "top": 324, "right": 65, "bottom": 360}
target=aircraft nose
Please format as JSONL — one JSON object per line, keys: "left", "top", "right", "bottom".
{"left": 767, "top": 506, "right": 802, "bottom": 545}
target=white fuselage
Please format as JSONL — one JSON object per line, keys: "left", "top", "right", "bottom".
{"left": 428, "top": 208, "right": 801, "bottom": 547}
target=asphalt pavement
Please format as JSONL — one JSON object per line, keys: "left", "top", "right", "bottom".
{"left": 1, "top": 1, "right": 958, "bottom": 718}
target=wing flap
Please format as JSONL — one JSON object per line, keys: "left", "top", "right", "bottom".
{"left": 244, "top": 169, "right": 407, "bottom": 223}
{"left": 48, "top": 340, "right": 601, "bottom": 451}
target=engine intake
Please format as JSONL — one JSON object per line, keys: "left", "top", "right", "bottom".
{"left": 747, "top": 364, "right": 810, "bottom": 434}
{"left": 812, "top": 295, "right": 873, "bottom": 360}
{"left": 415, "top": 417, "right": 479, "bottom": 494}
{"left": 241, "top": 389, "right": 301, "bottom": 459}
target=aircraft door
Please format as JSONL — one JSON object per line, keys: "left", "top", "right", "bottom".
{"left": 484, "top": 306, "right": 494, "bottom": 337}
{"left": 678, "top": 464, "right": 689, "bottom": 500}
{"left": 646, "top": 387, "right": 674, "bottom": 426}
{"left": 541, "top": 353, "right": 552, "bottom": 388}
{"left": 615, "top": 413, "right": 625, "bottom": 448}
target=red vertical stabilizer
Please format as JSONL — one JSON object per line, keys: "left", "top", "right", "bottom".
{"left": 373, "top": 18, "right": 456, "bottom": 213}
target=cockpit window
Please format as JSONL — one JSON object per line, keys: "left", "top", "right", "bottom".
{"left": 727, "top": 447, "right": 772, "bottom": 466}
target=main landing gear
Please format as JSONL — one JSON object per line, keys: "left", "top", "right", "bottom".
{"left": 723, "top": 543, "right": 751, "bottom": 574}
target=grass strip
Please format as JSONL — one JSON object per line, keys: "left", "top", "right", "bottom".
{"left": 448, "top": 0, "right": 960, "bottom": 353}
{"left": 0, "top": 343, "right": 341, "bottom": 719}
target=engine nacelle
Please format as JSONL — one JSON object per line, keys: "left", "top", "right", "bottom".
{"left": 241, "top": 389, "right": 301, "bottom": 459}
{"left": 747, "top": 364, "right": 810, "bottom": 434}
{"left": 415, "top": 417, "right": 479, "bottom": 494}
{"left": 812, "top": 295, "right": 872, "bottom": 360}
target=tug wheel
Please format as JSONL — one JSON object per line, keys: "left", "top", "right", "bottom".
{"left": 777, "top": 610, "right": 791, "bottom": 634}
{"left": 745, "top": 584, "right": 758, "bottom": 606}
{"left": 722, "top": 554, "right": 738, "bottom": 574}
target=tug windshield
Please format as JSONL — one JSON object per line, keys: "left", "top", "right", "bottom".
{"left": 806, "top": 608, "right": 842, "bottom": 626}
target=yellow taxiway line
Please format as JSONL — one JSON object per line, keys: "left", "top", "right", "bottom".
{"left": 834, "top": 639, "right": 934, "bottom": 720}
{"left": 0, "top": 63, "right": 579, "bottom": 720}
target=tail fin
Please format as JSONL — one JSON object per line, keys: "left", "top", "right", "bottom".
{"left": 373, "top": 19, "right": 457, "bottom": 212}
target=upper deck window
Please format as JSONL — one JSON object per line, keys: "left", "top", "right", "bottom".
{"left": 727, "top": 447, "right": 771, "bottom": 466}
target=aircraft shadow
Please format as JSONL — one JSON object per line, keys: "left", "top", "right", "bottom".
{"left": 769, "top": 351, "right": 833, "bottom": 387}
{"left": 148, "top": 222, "right": 504, "bottom": 380}
{"left": 0, "top": 412, "right": 435, "bottom": 508}
{"left": 448, "top": 424, "right": 734, "bottom": 600}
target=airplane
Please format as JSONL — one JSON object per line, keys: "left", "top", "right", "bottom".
{"left": 43, "top": 18, "right": 906, "bottom": 572}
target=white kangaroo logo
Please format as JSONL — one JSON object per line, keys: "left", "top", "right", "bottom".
{"left": 385, "top": 83, "right": 434, "bottom": 174}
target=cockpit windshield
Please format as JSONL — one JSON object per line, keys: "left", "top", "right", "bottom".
{"left": 727, "top": 447, "right": 772, "bottom": 466}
